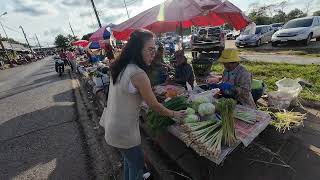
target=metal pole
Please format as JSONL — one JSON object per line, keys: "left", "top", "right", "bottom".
{"left": 19, "top": 26, "right": 33, "bottom": 55}
{"left": 35, "top": 34, "right": 42, "bottom": 54}
{"left": 0, "top": 21, "right": 14, "bottom": 52}
{"left": 69, "top": 21, "right": 76, "bottom": 37}
{"left": 123, "top": 0, "right": 130, "bottom": 18}
{"left": 90, "top": 0, "right": 102, "bottom": 28}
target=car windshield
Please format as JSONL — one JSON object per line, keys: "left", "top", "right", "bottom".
{"left": 242, "top": 28, "right": 251, "bottom": 35}
{"left": 207, "top": 28, "right": 220, "bottom": 35}
{"left": 255, "top": 27, "right": 263, "bottom": 34}
{"left": 283, "top": 19, "right": 313, "bottom": 29}
{"left": 199, "top": 29, "right": 207, "bottom": 35}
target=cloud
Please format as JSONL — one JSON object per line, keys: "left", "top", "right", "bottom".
{"left": 61, "top": 0, "right": 104, "bottom": 7}
{"left": 12, "top": 0, "right": 56, "bottom": 16}
{"left": 102, "top": 13, "right": 127, "bottom": 24}
{"left": 79, "top": 11, "right": 92, "bottom": 17}
{"left": 43, "top": 28, "right": 62, "bottom": 36}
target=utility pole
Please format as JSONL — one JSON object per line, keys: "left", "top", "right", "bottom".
{"left": 123, "top": 0, "right": 130, "bottom": 18}
{"left": 0, "top": 21, "right": 14, "bottom": 52}
{"left": 69, "top": 21, "right": 76, "bottom": 37}
{"left": 35, "top": 34, "right": 42, "bottom": 55}
{"left": 90, "top": 0, "right": 102, "bottom": 28}
{"left": 19, "top": 26, "right": 33, "bottom": 55}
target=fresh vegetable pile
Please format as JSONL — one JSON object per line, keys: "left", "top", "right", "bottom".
{"left": 270, "top": 110, "right": 306, "bottom": 133}
{"left": 181, "top": 120, "right": 223, "bottom": 157}
{"left": 147, "top": 96, "right": 189, "bottom": 133}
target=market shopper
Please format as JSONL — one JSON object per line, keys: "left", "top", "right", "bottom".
{"left": 66, "top": 49, "right": 76, "bottom": 72}
{"left": 174, "top": 50, "right": 195, "bottom": 90}
{"left": 217, "top": 49, "right": 256, "bottom": 108}
{"left": 99, "top": 29, "right": 187, "bottom": 180}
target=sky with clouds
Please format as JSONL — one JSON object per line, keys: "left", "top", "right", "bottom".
{"left": 0, "top": 0, "right": 319, "bottom": 46}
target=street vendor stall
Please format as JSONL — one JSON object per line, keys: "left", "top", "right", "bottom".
{"left": 139, "top": 84, "right": 271, "bottom": 179}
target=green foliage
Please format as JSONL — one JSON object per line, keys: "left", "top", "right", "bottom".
{"left": 313, "top": 10, "right": 320, "bottom": 16}
{"left": 286, "top": 8, "right": 307, "bottom": 21}
{"left": 54, "top": 34, "right": 69, "bottom": 49}
{"left": 272, "top": 10, "right": 286, "bottom": 23}
{"left": 212, "top": 62, "right": 320, "bottom": 102}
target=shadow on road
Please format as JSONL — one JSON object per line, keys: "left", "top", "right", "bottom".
{"left": 0, "top": 105, "right": 90, "bottom": 179}
{"left": 0, "top": 73, "right": 70, "bottom": 100}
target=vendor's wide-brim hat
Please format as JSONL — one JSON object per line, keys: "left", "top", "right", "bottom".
{"left": 218, "top": 49, "right": 240, "bottom": 63}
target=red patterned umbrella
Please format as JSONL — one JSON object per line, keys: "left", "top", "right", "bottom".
{"left": 72, "top": 40, "right": 90, "bottom": 47}
{"left": 112, "top": 0, "right": 249, "bottom": 40}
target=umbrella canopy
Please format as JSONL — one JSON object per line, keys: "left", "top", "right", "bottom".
{"left": 89, "top": 25, "right": 114, "bottom": 42}
{"left": 112, "top": 0, "right": 249, "bottom": 40}
{"left": 72, "top": 40, "right": 90, "bottom": 47}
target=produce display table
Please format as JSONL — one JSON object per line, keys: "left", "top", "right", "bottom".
{"left": 167, "top": 105, "right": 271, "bottom": 164}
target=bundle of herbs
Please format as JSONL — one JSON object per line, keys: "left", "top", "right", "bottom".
{"left": 216, "top": 98, "right": 237, "bottom": 146}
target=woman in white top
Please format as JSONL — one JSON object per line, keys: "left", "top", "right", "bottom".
{"left": 99, "top": 29, "right": 186, "bottom": 180}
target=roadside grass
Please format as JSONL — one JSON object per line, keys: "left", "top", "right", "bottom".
{"left": 211, "top": 61, "right": 320, "bottom": 102}
{"left": 238, "top": 49, "right": 320, "bottom": 57}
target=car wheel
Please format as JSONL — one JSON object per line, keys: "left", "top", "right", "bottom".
{"left": 316, "top": 37, "right": 320, "bottom": 41}
{"left": 271, "top": 42, "right": 278, "bottom": 47}
{"left": 304, "top": 34, "right": 312, "bottom": 46}
{"left": 256, "top": 39, "right": 261, "bottom": 47}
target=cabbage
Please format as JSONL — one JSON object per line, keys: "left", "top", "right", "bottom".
{"left": 198, "top": 103, "right": 216, "bottom": 117}
{"left": 186, "top": 108, "right": 196, "bottom": 115}
{"left": 191, "top": 96, "right": 210, "bottom": 111}
{"left": 184, "top": 114, "right": 199, "bottom": 123}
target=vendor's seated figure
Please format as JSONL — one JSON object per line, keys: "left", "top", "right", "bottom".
{"left": 209, "top": 49, "right": 258, "bottom": 109}
{"left": 174, "top": 50, "right": 195, "bottom": 90}
{"left": 149, "top": 46, "right": 169, "bottom": 86}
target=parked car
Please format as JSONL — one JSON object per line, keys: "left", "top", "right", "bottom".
{"left": 271, "top": 23, "right": 284, "bottom": 32}
{"left": 226, "top": 30, "right": 240, "bottom": 40}
{"left": 235, "top": 25, "right": 274, "bottom": 47}
{"left": 191, "top": 26, "right": 225, "bottom": 53}
{"left": 271, "top": 16, "right": 320, "bottom": 46}
{"left": 182, "top": 35, "right": 192, "bottom": 49}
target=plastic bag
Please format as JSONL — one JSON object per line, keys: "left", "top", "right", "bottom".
{"left": 276, "top": 78, "right": 302, "bottom": 98}
{"left": 268, "top": 91, "right": 294, "bottom": 109}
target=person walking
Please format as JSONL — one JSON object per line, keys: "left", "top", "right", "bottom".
{"left": 99, "top": 29, "right": 186, "bottom": 180}
{"left": 66, "top": 49, "right": 76, "bottom": 72}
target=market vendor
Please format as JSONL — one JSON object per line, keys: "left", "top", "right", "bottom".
{"left": 217, "top": 49, "right": 256, "bottom": 108}
{"left": 149, "top": 46, "right": 169, "bottom": 86}
{"left": 174, "top": 50, "right": 195, "bottom": 90}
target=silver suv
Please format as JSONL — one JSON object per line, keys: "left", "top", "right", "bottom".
{"left": 271, "top": 16, "right": 320, "bottom": 46}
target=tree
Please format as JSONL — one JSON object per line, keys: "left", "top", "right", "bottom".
{"left": 81, "top": 33, "right": 93, "bottom": 41}
{"left": 248, "top": 11, "right": 272, "bottom": 25}
{"left": 313, "top": 10, "right": 320, "bottom": 16}
{"left": 272, "top": 10, "right": 286, "bottom": 23}
{"left": 54, "top": 34, "right": 69, "bottom": 49}
{"left": 287, "top": 8, "right": 307, "bottom": 21}
{"left": 67, "top": 34, "right": 78, "bottom": 43}
{"left": 304, "top": 0, "right": 314, "bottom": 15}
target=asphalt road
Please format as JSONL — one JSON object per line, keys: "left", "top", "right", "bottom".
{"left": 0, "top": 57, "right": 89, "bottom": 179}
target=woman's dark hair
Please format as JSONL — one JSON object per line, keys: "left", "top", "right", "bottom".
{"left": 110, "top": 29, "right": 154, "bottom": 84}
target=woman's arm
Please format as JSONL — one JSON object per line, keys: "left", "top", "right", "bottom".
{"left": 132, "top": 72, "right": 186, "bottom": 119}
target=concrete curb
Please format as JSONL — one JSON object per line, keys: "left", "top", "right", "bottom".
{"left": 70, "top": 71, "right": 122, "bottom": 179}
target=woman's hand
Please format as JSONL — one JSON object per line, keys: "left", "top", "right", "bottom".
{"left": 173, "top": 110, "right": 187, "bottom": 119}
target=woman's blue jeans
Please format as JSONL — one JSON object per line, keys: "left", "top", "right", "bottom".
{"left": 119, "top": 145, "right": 144, "bottom": 180}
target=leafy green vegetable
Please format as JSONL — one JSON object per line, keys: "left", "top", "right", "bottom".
{"left": 184, "top": 114, "right": 199, "bottom": 123}
{"left": 147, "top": 96, "right": 190, "bottom": 133}
{"left": 191, "top": 96, "right": 210, "bottom": 111}
{"left": 198, "top": 103, "right": 216, "bottom": 117}
{"left": 186, "top": 107, "right": 196, "bottom": 115}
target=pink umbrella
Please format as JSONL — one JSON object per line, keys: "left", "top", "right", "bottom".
{"left": 72, "top": 40, "right": 90, "bottom": 47}
{"left": 112, "top": 0, "right": 249, "bottom": 40}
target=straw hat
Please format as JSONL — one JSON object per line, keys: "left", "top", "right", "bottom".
{"left": 218, "top": 49, "right": 240, "bottom": 63}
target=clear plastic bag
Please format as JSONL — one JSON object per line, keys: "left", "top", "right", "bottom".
{"left": 276, "top": 78, "right": 302, "bottom": 98}
{"left": 268, "top": 91, "right": 293, "bottom": 109}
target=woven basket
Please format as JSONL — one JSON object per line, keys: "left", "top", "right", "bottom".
{"left": 192, "top": 58, "right": 214, "bottom": 77}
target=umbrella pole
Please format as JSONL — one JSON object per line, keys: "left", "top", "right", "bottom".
{"left": 180, "top": 21, "right": 184, "bottom": 51}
